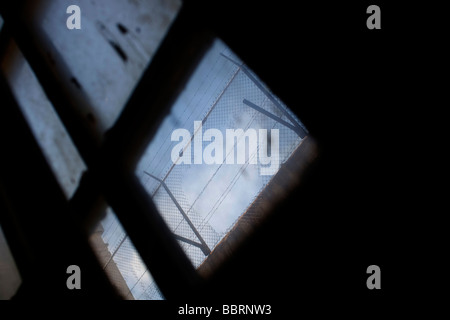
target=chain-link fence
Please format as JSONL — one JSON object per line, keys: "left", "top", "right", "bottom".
{"left": 94, "top": 38, "right": 308, "bottom": 300}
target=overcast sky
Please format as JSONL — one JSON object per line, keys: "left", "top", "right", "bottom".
{"left": 1, "top": 2, "right": 305, "bottom": 299}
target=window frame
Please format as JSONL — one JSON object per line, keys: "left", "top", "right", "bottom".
{"left": 0, "top": 1, "right": 317, "bottom": 300}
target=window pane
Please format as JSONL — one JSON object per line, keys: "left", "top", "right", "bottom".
{"left": 136, "top": 39, "right": 316, "bottom": 274}
{"left": 90, "top": 208, "right": 163, "bottom": 300}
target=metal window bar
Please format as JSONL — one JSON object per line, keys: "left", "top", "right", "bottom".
{"left": 0, "top": 73, "right": 120, "bottom": 299}
{"left": 144, "top": 172, "right": 211, "bottom": 256}
{"left": 0, "top": 2, "right": 204, "bottom": 299}
{"left": 0, "top": 1, "right": 312, "bottom": 300}
{"left": 220, "top": 53, "right": 308, "bottom": 138}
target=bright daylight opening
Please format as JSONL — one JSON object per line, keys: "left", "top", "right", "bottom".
{"left": 95, "top": 38, "right": 315, "bottom": 299}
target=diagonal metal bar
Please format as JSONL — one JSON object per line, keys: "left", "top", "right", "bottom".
{"left": 0, "top": 3, "right": 204, "bottom": 297}
{"left": 243, "top": 99, "right": 307, "bottom": 137}
{"left": 101, "top": 169, "right": 202, "bottom": 298}
{"left": 221, "top": 53, "right": 308, "bottom": 138}
{"left": 0, "top": 2, "right": 101, "bottom": 166}
{"left": 173, "top": 234, "right": 207, "bottom": 251}
{"left": 149, "top": 62, "right": 241, "bottom": 199}
{"left": 144, "top": 171, "right": 211, "bottom": 256}
{"left": 0, "top": 73, "right": 120, "bottom": 299}
{"left": 0, "top": 2, "right": 105, "bottom": 233}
